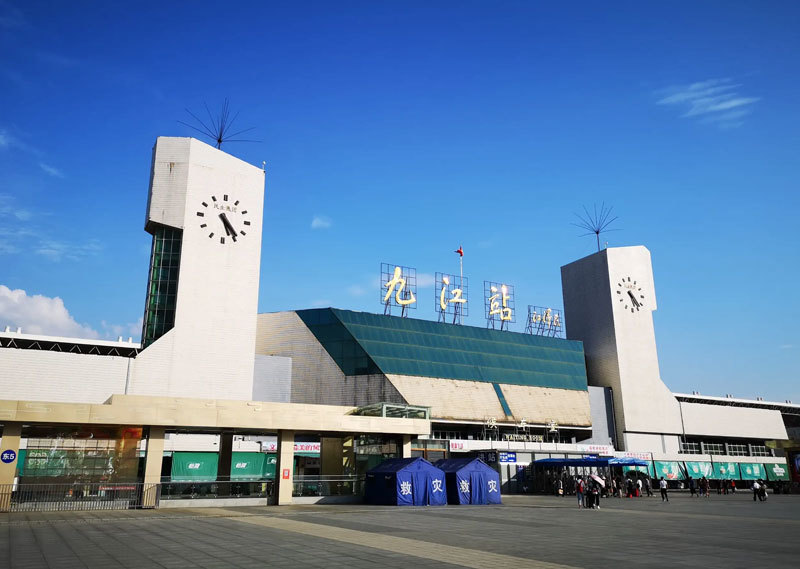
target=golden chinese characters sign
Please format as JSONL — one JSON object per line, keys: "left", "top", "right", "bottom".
{"left": 380, "top": 263, "right": 417, "bottom": 314}
{"left": 435, "top": 272, "right": 468, "bottom": 324}
{"left": 484, "top": 281, "right": 514, "bottom": 328}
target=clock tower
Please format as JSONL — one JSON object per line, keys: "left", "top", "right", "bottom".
{"left": 561, "top": 246, "right": 684, "bottom": 453}
{"left": 129, "top": 137, "right": 265, "bottom": 400}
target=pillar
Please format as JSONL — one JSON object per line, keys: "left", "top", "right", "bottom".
{"left": 276, "top": 430, "right": 295, "bottom": 505}
{"left": 217, "top": 432, "right": 234, "bottom": 496}
{"left": 0, "top": 422, "right": 23, "bottom": 512}
{"left": 321, "top": 437, "right": 344, "bottom": 476}
{"left": 402, "top": 435, "right": 412, "bottom": 458}
{"left": 142, "top": 426, "right": 165, "bottom": 508}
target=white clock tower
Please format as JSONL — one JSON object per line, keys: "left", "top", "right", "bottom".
{"left": 128, "top": 137, "right": 265, "bottom": 400}
{"left": 561, "top": 246, "right": 684, "bottom": 453}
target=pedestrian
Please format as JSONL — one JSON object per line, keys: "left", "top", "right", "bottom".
{"left": 645, "top": 477, "right": 653, "bottom": 497}
{"left": 758, "top": 479, "right": 768, "bottom": 501}
{"left": 659, "top": 477, "right": 669, "bottom": 502}
{"left": 752, "top": 480, "right": 760, "bottom": 502}
{"left": 576, "top": 477, "right": 585, "bottom": 508}
{"left": 731, "top": 480, "right": 736, "bottom": 494}
{"left": 688, "top": 476, "right": 696, "bottom": 497}
{"left": 626, "top": 478, "right": 634, "bottom": 498}
{"left": 636, "top": 478, "right": 642, "bottom": 497}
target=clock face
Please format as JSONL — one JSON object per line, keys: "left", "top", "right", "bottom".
{"left": 616, "top": 276, "right": 645, "bottom": 313}
{"left": 195, "top": 194, "right": 251, "bottom": 244}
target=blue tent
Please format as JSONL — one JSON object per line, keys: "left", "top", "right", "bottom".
{"left": 435, "top": 458, "right": 502, "bottom": 505}
{"left": 364, "top": 458, "right": 447, "bottom": 506}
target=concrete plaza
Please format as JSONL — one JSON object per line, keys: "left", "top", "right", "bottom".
{"left": 1, "top": 492, "right": 797, "bottom": 568}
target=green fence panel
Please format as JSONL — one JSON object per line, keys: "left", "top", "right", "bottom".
{"left": 171, "top": 452, "right": 219, "bottom": 482}
{"left": 711, "top": 462, "right": 739, "bottom": 480}
{"left": 264, "top": 455, "right": 277, "bottom": 479}
{"left": 654, "top": 461, "right": 685, "bottom": 480}
{"left": 764, "top": 462, "right": 790, "bottom": 481}
{"left": 684, "top": 461, "right": 713, "bottom": 479}
{"left": 738, "top": 463, "right": 766, "bottom": 481}
{"left": 231, "top": 452, "right": 267, "bottom": 480}
{"left": 623, "top": 464, "right": 655, "bottom": 478}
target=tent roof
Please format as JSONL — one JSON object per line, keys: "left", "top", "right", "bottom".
{"left": 367, "top": 457, "right": 442, "bottom": 474}
{"left": 435, "top": 458, "right": 496, "bottom": 473}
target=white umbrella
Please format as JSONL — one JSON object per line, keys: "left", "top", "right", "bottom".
{"left": 590, "top": 474, "right": 605, "bottom": 487}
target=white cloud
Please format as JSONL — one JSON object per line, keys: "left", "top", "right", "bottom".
{"left": 101, "top": 317, "right": 143, "bottom": 341}
{"left": 311, "top": 215, "right": 332, "bottom": 229}
{"left": 35, "top": 239, "right": 102, "bottom": 262}
{"left": 656, "top": 78, "right": 759, "bottom": 128}
{"left": 0, "top": 285, "right": 99, "bottom": 339}
{"left": 417, "top": 273, "right": 435, "bottom": 287}
{"left": 347, "top": 284, "right": 366, "bottom": 296}
{"left": 0, "top": 130, "right": 9, "bottom": 148}
{"left": 39, "top": 162, "right": 64, "bottom": 178}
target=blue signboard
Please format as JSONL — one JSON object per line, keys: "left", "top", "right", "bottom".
{"left": 498, "top": 452, "right": 516, "bottom": 463}
{"left": 1, "top": 450, "right": 17, "bottom": 464}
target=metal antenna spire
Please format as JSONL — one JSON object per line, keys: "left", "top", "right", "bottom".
{"left": 572, "top": 203, "right": 620, "bottom": 252}
{"left": 179, "top": 98, "right": 260, "bottom": 149}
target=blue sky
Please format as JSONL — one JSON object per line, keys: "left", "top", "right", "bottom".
{"left": 1, "top": 1, "right": 798, "bottom": 402}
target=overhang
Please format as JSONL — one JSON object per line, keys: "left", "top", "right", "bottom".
{"left": 0, "top": 394, "right": 430, "bottom": 436}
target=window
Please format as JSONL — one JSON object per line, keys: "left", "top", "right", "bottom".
{"left": 142, "top": 226, "right": 182, "bottom": 347}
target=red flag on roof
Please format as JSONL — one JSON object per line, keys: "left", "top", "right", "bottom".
{"left": 455, "top": 246, "right": 464, "bottom": 257}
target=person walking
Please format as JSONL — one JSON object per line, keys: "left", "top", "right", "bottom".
{"left": 645, "top": 476, "right": 653, "bottom": 497}
{"left": 659, "top": 477, "right": 669, "bottom": 502}
{"left": 576, "top": 477, "right": 585, "bottom": 508}
{"left": 752, "top": 479, "right": 760, "bottom": 502}
{"left": 688, "top": 476, "right": 696, "bottom": 497}
{"left": 636, "top": 477, "right": 643, "bottom": 497}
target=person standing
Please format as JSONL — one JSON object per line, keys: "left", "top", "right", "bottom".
{"left": 636, "top": 478, "right": 643, "bottom": 497}
{"left": 645, "top": 476, "right": 653, "bottom": 497}
{"left": 688, "top": 476, "right": 696, "bottom": 497}
{"left": 659, "top": 477, "right": 669, "bottom": 502}
{"left": 576, "top": 477, "right": 585, "bottom": 508}
{"left": 752, "top": 480, "right": 760, "bottom": 502}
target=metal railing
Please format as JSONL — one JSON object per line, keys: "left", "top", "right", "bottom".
{"left": 750, "top": 446, "right": 771, "bottom": 457}
{"left": 159, "top": 480, "right": 273, "bottom": 500}
{"left": 727, "top": 444, "right": 749, "bottom": 456}
{"left": 0, "top": 483, "right": 160, "bottom": 512}
{"left": 292, "top": 475, "right": 364, "bottom": 497}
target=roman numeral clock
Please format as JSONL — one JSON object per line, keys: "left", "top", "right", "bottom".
{"left": 196, "top": 194, "right": 252, "bottom": 244}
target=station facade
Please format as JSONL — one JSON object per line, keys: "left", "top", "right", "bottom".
{"left": 0, "top": 137, "right": 795, "bottom": 510}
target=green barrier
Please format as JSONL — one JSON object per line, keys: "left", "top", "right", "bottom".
{"left": 712, "top": 462, "right": 739, "bottom": 480}
{"left": 171, "top": 452, "right": 219, "bottom": 482}
{"left": 764, "top": 462, "right": 790, "bottom": 481}
{"left": 231, "top": 452, "right": 268, "bottom": 480}
{"left": 738, "top": 463, "right": 766, "bottom": 481}
{"left": 684, "top": 461, "right": 713, "bottom": 479}
{"left": 622, "top": 464, "right": 655, "bottom": 478}
{"left": 654, "top": 461, "right": 685, "bottom": 480}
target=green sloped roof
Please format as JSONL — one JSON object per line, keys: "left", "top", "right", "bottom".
{"left": 296, "top": 308, "right": 587, "bottom": 391}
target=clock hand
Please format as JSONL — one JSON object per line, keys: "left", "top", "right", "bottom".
{"left": 219, "top": 213, "right": 238, "bottom": 237}
{"left": 628, "top": 290, "right": 639, "bottom": 307}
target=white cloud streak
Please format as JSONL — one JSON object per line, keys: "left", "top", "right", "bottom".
{"left": 311, "top": 215, "right": 332, "bottom": 229}
{"left": 656, "top": 78, "right": 759, "bottom": 128}
{"left": 39, "top": 162, "right": 64, "bottom": 178}
{"left": 0, "top": 285, "right": 99, "bottom": 339}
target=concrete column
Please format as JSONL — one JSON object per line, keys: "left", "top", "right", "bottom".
{"left": 142, "top": 426, "right": 165, "bottom": 508}
{"left": 321, "top": 437, "right": 343, "bottom": 476}
{"left": 276, "top": 430, "right": 295, "bottom": 505}
{"left": 218, "top": 432, "right": 234, "bottom": 496}
{"left": 0, "top": 422, "right": 23, "bottom": 512}
{"left": 402, "top": 435, "right": 412, "bottom": 458}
